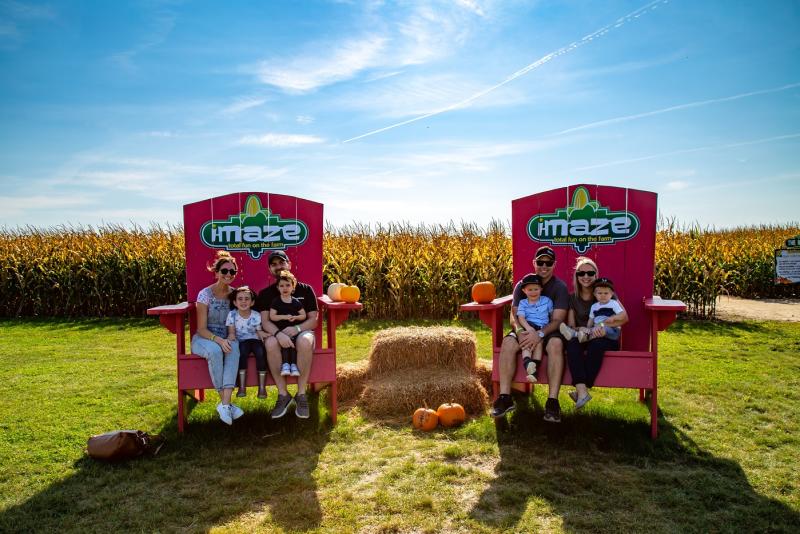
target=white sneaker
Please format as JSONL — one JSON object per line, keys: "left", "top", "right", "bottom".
{"left": 577, "top": 330, "right": 589, "bottom": 343}
{"left": 216, "top": 403, "right": 233, "bottom": 425}
{"left": 290, "top": 363, "right": 300, "bottom": 377}
{"left": 230, "top": 404, "right": 244, "bottom": 420}
{"left": 559, "top": 322, "right": 575, "bottom": 341}
{"left": 280, "top": 363, "right": 291, "bottom": 376}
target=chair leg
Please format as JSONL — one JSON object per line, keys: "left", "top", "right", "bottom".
{"left": 492, "top": 381, "right": 499, "bottom": 401}
{"left": 650, "top": 386, "right": 658, "bottom": 439}
{"left": 330, "top": 381, "right": 338, "bottom": 424}
{"left": 177, "top": 389, "right": 186, "bottom": 434}
{"left": 639, "top": 388, "right": 646, "bottom": 402}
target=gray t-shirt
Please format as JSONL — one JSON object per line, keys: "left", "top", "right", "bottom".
{"left": 569, "top": 293, "right": 595, "bottom": 327}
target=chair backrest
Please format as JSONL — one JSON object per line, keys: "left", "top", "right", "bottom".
{"left": 512, "top": 185, "right": 657, "bottom": 352}
{"left": 183, "top": 192, "right": 324, "bottom": 304}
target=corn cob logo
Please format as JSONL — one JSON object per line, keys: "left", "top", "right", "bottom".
{"left": 527, "top": 186, "right": 640, "bottom": 253}
{"left": 200, "top": 195, "right": 309, "bottom": 260}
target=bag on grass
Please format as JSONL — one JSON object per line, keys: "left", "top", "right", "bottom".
{"left": 87, "top": 430, "right": 164, "bottom": 462}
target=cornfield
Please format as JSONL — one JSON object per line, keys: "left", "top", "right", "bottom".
{"left": 1, "top": 222, "right": 797, "bottom": 318}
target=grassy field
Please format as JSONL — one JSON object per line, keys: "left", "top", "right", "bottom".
{"left": 0, "top": 317, "right": 798, "bottom": 533}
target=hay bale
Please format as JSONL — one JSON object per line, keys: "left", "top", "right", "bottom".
{"left": 336, "top": 361, "right": 369, "bottom": 402}
{"left": 367, "top": 326, "right": 477, "bottom": 376}
{"left": 359, "top": 367, "right": 488, "bottom": 416}
{"left": 474, "top": 359, "right": 493, "bottom": 395}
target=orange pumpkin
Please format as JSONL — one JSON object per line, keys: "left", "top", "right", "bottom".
{"left": 412, "top": 408, "right": 438, "bottom": 431}
{"left": 471, "top": 281, "right": 496, "bottom": 304}
{"left": 436, "top": 402, "right": 466, "bottom": 428}
{"left": 340, "top": 285, "right": 360, "bottom": 303}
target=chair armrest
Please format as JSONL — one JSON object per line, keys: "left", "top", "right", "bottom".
{"left": 644, "top": 297, "right": 686, "bottom": 331}
{"left": 317, "top": 295, "right": 362, "bottom": 350}
{"left": 317, "top": 295, "right": 363, "bottom": 311}
{"left": 459, "top": 294, "right": 513, "bottom": 312}
{"left": 147, "top": 302, "right": 194, "bottom": 338}
{"left": 147, "top": 302, "right": 195, "bottom": 315}
{"left": 460, "top": 294, "right": 513, "bottom": 349}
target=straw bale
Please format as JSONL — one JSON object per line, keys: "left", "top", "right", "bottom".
{"left": 367, "top": 326, "right": 477, "bottom": 376}
{"left": 359, "top": 367, "right": 488, "bottom": 416}
{"left": 474, "top": 359, "right": 493, "bottom": 395}
{"left": 336, "top": 361, "right": 369, "bottom": 402}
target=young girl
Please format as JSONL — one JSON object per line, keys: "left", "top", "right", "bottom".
{"left": 516, "top": 274, "right": 554, "bottom": 383}
{"left": 269, "top": 271, "right": 307, "bottom": 377}
{"left": 226, "top": 286, "right": 269, "bottom": 399}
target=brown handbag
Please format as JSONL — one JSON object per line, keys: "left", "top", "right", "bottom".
{"left": 87, "top": 430, "right": 164, "bottom": 461}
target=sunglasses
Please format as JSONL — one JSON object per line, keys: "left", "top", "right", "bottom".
{"left": 219, "top": 268, "right": 237, "bottom": 275}
{"left": 577, "top": 270, "right": 596, "bottom": 277}
{"left": 536, "top": 260, "right": 554, "bottom": 267}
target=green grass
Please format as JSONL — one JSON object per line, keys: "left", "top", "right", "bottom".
{"left": 0, "top": 317, "right": 798, "bottom": 533}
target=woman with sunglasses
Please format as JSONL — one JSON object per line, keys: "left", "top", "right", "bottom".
{"left": 559, "top": 257, "right": 628, "bottom": 408}
{"left": 190, "top": 251, "right": 243, "bottom": 425}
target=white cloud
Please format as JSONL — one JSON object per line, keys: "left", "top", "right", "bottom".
{"left": 255, "top": 35, "right": 388, "bottom": 93}
{"left": 665, "top": 180, "right": 690, "bottom": 191}
{"left": 238, "top": 133, "right": 326, "bottom": 147}
{"left": 337, "top": 73, "right": 528, "bottom": 119}
{"left": 296, "top": 115, "right": 314, "bottom": 125}
{"left": 455, "top": 0, "right": 485, "bottom": 17}
{"left": 222, "top": 96, "right": 267, "bottom": 115}
{"left": 250, "top": 1, "right": 488, "bottom": 93}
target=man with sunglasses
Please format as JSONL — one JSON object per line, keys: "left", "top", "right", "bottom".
{"left": 255, "top": 250, "right": 319, "bottom": 419}
{"left": 491, "top": 246, "right": 569, "bottom": 422}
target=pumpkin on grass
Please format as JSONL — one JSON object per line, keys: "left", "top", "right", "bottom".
{"left": 412, "top": 407, "right": 438, "bottom": 431}
{"left": 471, "top": 281, "right": 496, "bottom": 304}
{"left": 436, "top": 402, "right": 466, "bottom": 428}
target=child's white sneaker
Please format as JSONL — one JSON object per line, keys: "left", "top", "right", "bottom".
{"left": 216, "top": 403, "right": 233, "bottom": 425}
{"left": 577, "top": 330, "right": 589, "bottom": 343}
{"left": 280, "top": 363, "right": 291, "bottom": 376}
{"left": 290, "top": 363, "right": 300, "bottom": 377}
{"left": 559, "top": 323, "right": 576, "bottom": 341}
{"left": 230, "top": 404, "right": 244, "bottom": 420}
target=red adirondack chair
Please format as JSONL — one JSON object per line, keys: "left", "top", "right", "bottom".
{"left": 148, "top": 192, "right": 360, "bottom": 432}
{"left": 461, "top": 184, "right": 685, "bottom": 438}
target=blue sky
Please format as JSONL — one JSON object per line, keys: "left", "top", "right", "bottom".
{"left": 1, "top": 0, "right": 798, "bottom": 229}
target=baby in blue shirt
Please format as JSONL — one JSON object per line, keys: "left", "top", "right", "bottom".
{"left": 516, "top": 274, "right": 553, "bottom": 383}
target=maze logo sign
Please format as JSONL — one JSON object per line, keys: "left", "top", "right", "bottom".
{"left": 200, "top": 195, "right": 309, "bottom": 260}
{"left": 527, "top": 187, "right": 640, "bottom": 253}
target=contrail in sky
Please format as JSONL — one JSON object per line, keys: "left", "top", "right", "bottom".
{"left": 569, "top": 132, "right": 800, "bottom": 172}
{"left": 343, "top": 0, "right": 669, "bottom": 143}
{"left": 553, "top": 82, "right": 800, "bottom": 136}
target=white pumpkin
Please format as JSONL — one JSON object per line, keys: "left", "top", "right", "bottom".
{"left": 327, "top": 283, "right": 346, "bottom": 301}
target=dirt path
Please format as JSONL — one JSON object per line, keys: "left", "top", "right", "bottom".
{"left": 715, "top": 296, "right": 800, "bottom": 322}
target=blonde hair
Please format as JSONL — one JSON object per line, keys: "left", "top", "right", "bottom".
{"left": 572, "top": 256, "right": 599, "bottom": 294}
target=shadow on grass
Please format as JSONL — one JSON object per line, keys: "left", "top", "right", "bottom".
{"left": 0, "top": 392, "right": 332, "bottom": 533}
{"left": 468, "top": 394, "right": 800, "bottom": 532}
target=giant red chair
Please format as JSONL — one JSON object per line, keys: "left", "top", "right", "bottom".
{"left": 461, "top": 184, "right": 685, "bottom": 438}
{"left": 148, "top": 192, "right": 360, "bottom": 432}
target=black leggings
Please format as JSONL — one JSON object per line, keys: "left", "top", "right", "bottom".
{"left": 238, "top": 338, "right": 267, "bottom": 372}
{"left": 566, "top": 336, "right": 619, "bottom": 388}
